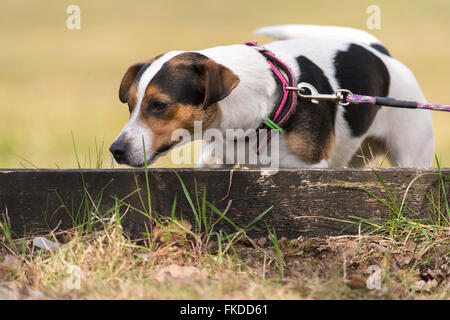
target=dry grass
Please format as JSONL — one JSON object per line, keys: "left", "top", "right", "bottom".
{"left": 1, "top": 218, "right": 448, "bottom": 300}
{"left": 0, "top": 0, "right": 449, "bottom": 168}
{"left": 1, "top": 164, "right": 448, "bottom": 300}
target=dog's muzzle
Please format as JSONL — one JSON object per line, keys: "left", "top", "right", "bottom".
{"left": 109, "top": 140, "right": 128, "bottom": 164}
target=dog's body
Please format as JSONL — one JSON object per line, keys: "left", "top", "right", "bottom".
{"left": 110, "top": 25, "right": 434, "bottom": 168}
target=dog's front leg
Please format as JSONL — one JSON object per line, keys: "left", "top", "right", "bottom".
{"left": 195, "top": 141, "right": 229, "bottom": 168}
{"left": 196, "top": 137, "right": 251, "bottom": 168}
{"left": 276, "top": 136, "right": 330, "bottom": 168}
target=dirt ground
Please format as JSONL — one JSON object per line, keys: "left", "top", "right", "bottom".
{"left": 1, "top": 226, "right": 448, "bottom": 300}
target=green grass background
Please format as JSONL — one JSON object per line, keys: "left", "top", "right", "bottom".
{"left": 0, "top": 0, "right": 449, "bottom": 168}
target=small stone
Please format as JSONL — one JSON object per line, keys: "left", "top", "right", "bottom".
{"left": 136, "top": 253, "right": 152, "bottom": 262}
{"left": 32, "top": 237, "right": 58, "bottom": 251}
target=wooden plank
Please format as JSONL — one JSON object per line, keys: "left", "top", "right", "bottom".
{"left": 0, "top": 169, "right": 448, "bottom": 239}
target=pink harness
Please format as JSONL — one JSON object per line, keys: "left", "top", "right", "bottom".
{"left": 244, "top": 42, "right": 297, "bottom": 152}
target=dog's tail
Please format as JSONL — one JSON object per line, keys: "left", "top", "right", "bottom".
{"left": 254, "top": 24, "right": 391, "bottom": 56}
{"left": 254, "top": 24, "right": 383, "bottom": 46}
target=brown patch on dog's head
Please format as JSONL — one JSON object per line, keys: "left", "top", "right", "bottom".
{"left": 118, "top": 54, "right": 163, "bottom": 105}
{"left": 136, "top": 52, "right": 239, "bottom": 157}
{"left": 119, "top": 62, "right": 144, "bottom": 104}
{"left": 111, "top": 52, "right": 240, "bottom": 166}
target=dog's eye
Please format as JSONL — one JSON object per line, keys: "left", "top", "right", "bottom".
{"left": 150, "top": 101, "right": 169, "bottom": 113}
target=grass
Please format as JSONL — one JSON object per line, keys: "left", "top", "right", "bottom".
{"left": 0, "top": 210, "right": 16, "bottom": 252}
{"left": 0, "top": 149, "right": 281, "bottom": 299}
{"left": 1, "top": 158, "right": 449, "bottom": 299}
{"left": 0, "top": 136, "right": 448, "bottom": 299}
{"left": 267, "top": 225, "right": 284, "bottom": 278}
{"left": 327, "top": 158, "right": 450, "bottom": 297}
{"left": 335, "top": 156, "right": 449, "bottom": 239}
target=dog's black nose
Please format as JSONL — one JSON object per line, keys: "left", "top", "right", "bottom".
{"left": 109, "top": 141, "right": 127, "bottom": 163}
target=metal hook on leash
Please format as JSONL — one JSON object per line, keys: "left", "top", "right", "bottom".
{"left": 286, "top": 82, "right": 353, "bottom": 106}
{"left": 286, "top": 81, "right": 450, "bottom": 112}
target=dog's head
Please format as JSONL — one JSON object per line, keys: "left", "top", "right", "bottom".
{"left": 109, "top": 52, "right": 240, "bottom": 167}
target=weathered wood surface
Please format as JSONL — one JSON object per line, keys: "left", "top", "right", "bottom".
{"left": 0, "top": 169, "right": 448, "bottom": 239}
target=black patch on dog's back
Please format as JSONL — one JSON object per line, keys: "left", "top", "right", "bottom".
{"left": 282, "top": 56, "right": 337, "bottom": 163}
{"left": 334, "top": 44, "right": 390, "bottom": 137}
{"left": 370, "top": 43, "right": 391, "bottom": 56}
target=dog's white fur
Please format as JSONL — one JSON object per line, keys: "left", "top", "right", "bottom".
{"left": 254, "top": 24, "right": 382, "bottom": 46}
{"left": 114, "top": 25, "right": 434, "bottom": 168}
{"left": 197, "top": 25, "right": 434, "bottom": 168}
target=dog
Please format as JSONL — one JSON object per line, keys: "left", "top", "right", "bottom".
{"left": 110, "top": 24, "right": 434, "bottom": 168}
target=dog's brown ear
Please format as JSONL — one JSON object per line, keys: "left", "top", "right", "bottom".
{"left": 194, "top": 60, "right": 240, "bottom": 108}
{"left": 119, "top": 63, "right": 145, "bottom": 103}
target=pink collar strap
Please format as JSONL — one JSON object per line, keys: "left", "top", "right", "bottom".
{"left": 244, "top": 42, "right": 297, "bottom": 153}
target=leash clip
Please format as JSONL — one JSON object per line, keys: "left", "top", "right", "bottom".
{"left": 287, "top": 82, "right": 352, "bottom": 106}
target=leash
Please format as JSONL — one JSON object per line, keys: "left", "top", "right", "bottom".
{"left": 243, "top": 42, "right": 450, "bottom": 154}
{"left": 287, "top": 82, "right": 450, "bottom": 112}
{"left": 245, "top": 42, "right": 297, "bottom": 152}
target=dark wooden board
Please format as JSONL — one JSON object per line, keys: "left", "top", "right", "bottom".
{"left": 0, "top": 169, "right": 448, "bottom": 239}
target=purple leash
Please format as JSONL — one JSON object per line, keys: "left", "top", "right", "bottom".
{"left": 286, "top": 82, "right": 450, "bottom": 112}
{"left": 347, "top": 94, "right": 450, "bottom": 112}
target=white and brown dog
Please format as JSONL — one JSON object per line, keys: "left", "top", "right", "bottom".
{"left": 110, "top": 24, "right": 434, "bottom": 168}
